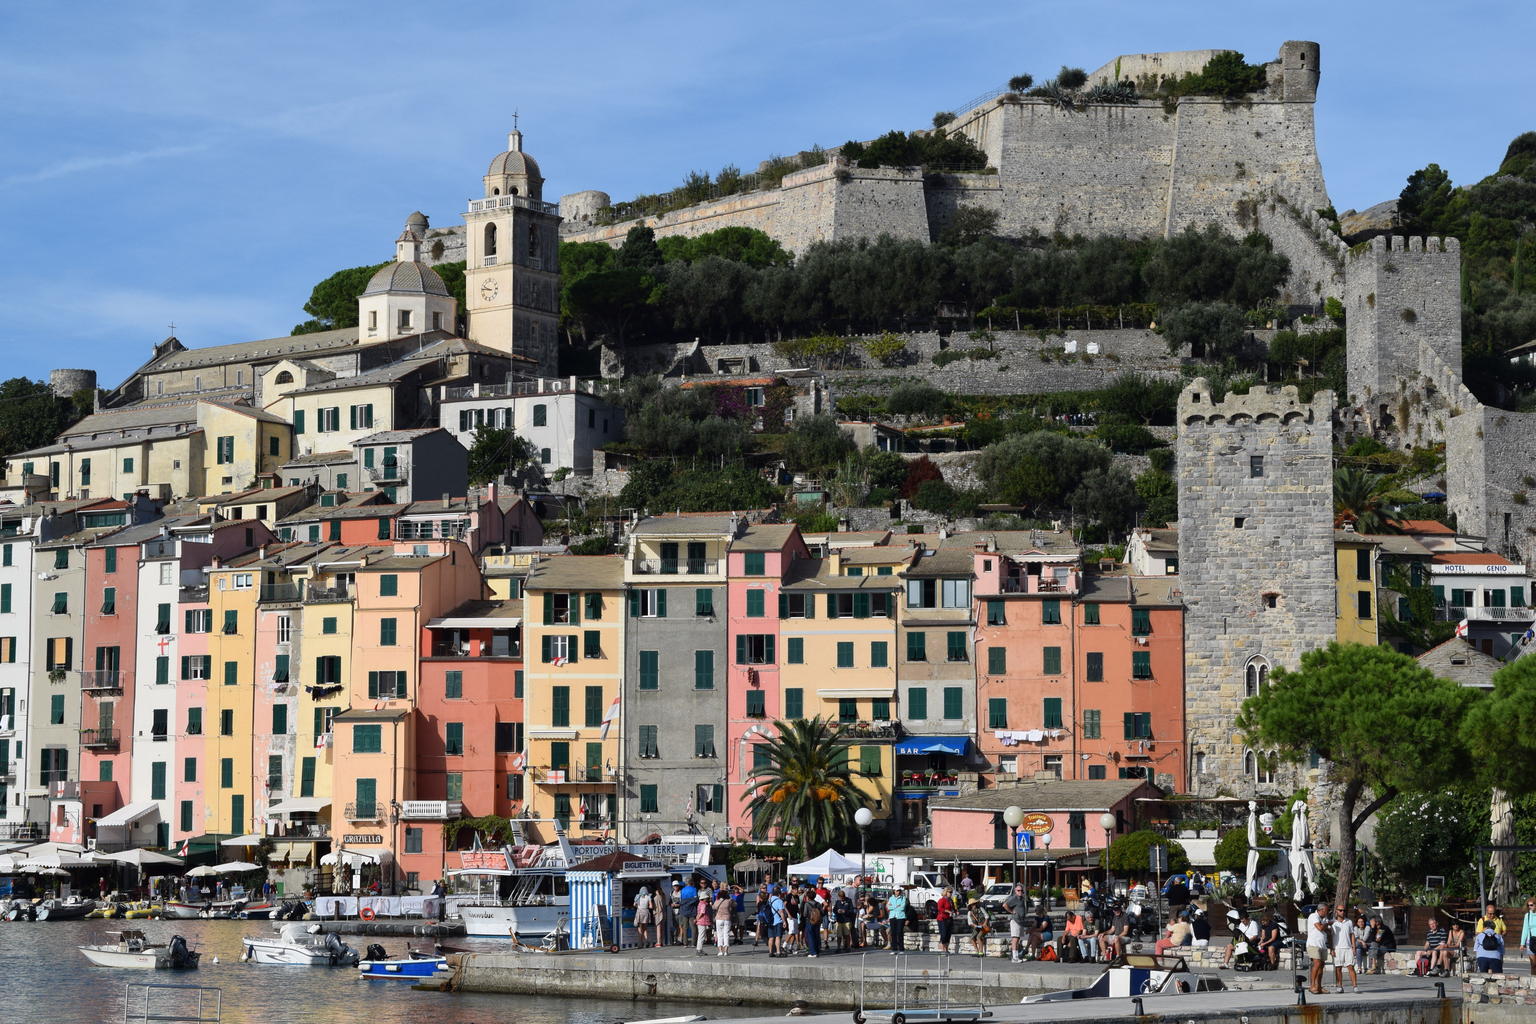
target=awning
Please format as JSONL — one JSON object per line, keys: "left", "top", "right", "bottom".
{"left": 895, "top": 736, "right": 972, "bottom": 757}
{"left": 95, "top": 801, "right": 160, "bottom": 828}
{"left": 265, "top": 798, "right": 332, "bottom": 817}
{"left": 322, "top": 848, "right": 391, "bottom": 867}
{"left": 427, "top": 615, "right": 521, "bottom": 629}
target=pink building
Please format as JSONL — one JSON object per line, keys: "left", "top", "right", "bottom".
{"left": 724, "top": 523, "right": 807, "bottom": 836}
{"left": 927, "top": 778, "right": 1156, "bottom": 857}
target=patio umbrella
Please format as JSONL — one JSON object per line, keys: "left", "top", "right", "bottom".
{"left": 18, "top": 852, "right": 95, "bottom": 869}
{"left": 216, "top": 860, "right": 262, "bottom": 873}
{"left": 220, "top": 834, "right": 263, "bottom": 848}
{"left": 1288, "top": 797, "right": 1316, "bottom": 900}
{"left": 33, "top": 866, "right": 71, "bottom": 878}
{"left": 185, "top": 864, "right": 222, "bottom": 878}
{"left": 1244, "top": 800, "right": 1260, "bottom": 896}
{"left": 102, "top": 848, "right": 185, "bottom": 870}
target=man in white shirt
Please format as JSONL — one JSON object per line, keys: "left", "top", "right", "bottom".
{"left": 1305, "top": 906, "right": 1331, "bottom": 994}
{"left": 1223, "top": 910, "right": 1260, "bottom": 967}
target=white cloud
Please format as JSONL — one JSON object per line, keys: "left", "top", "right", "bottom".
{"left": 0, "top": 142, "right": 212, "bottom": 189}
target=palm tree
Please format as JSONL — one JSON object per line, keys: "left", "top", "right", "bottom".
{"left": 746, "top": 717, "right": 865, "bottom": 857}
{"left": 1333, "top": 467, "right": 1406, "bottom": 534}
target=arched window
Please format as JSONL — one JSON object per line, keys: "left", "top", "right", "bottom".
{"left": 492, "top": 188, "right": 501, "bottom": 196}
{"left": 1256, "top": 750, "right": 1278, "bottom": 786}
{"left": 1244, "top": 657, "right": 1270, "bottom": 698}
{"left": 273, "top": 370, "right": 294, "bottom": 385}
{"left": 1243, "top": 749, "right": 1256, "bottom": 779}
{"left": 484, "top": 223, "right": 498, "bottom": 257}
{"left": 510, "top": 186, "right": 519, "bottom": 196}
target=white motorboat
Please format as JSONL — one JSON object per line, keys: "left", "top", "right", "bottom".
{"left": 1020, "top": 953, "right": 1226, "bottom": 1003}
{"left": 241, "top": 923, "right": 359, "bottom": 966}
{"left": 78, "top": 931, "right": 200, "bottom": 970}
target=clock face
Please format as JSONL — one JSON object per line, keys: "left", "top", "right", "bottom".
{"left": 480, "top": 279, "right": 499, "bottom": 301}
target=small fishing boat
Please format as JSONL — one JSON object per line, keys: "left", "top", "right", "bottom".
{"left": 242, "top": 923, "right": 359, "bottom": 966}
{"left": 78, "top": 931, "right": 200, "bottom": 970}
{"left": 36, "top": 897, "right": 96, "bottom": 921}
{"left": 1020, "top": 953, "right": 1226, "bottom": 1003}
{"left": 356, "top": 943, "right": 450, "bottom": 982}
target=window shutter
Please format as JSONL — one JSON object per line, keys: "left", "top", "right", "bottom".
{"left": 853, "top": 592, "right": 870, "bottom": 618}
{"left": 180, "top": 656, "right": 190, "bottom": 679}
{"left": 544, "top": 595, "right": 556, "bottom": 624}
{"left": 293, "top": 409, "right": 304, "bottom": 434}
{"left": 540, "top": 635, "right": 552, "bottom": 663}
{"left": 826, "top": 594, "right": 839, "bottom": 618}
{"left": 629, "top": 591, "right": 640, "bottom": 618}
{"left": 656, "top": 590, "right": 667, "bottom": 617}
{"left": 735, "top": 635, "right": 746, "bottom": 664}
{"left": 765, "top": 635, "right": 774, "bottom": 663}
{"left": 367, "top": 671, "right": 379, "bottom": 699}
{"left": 1123, "top": 712, "right": 1135, "bottom": 740}
{"left": 694, "top": 650, "right": 713, "bottom": 689}
{"left": 778, "top": 593, "right": 787, "bottom": 617}
{"left": 569, "top": 596, "right": 580, "bottom": 626}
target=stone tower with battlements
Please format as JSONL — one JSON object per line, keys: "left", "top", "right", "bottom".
{"left": 1344, "top": 234, "right": 1462, "bottom": 404}
{"left": 1177, "top": 381, "right": 1337, "bottom": 795}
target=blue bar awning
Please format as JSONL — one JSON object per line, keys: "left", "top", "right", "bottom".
{"left": 894, "top": 736, "right": 971, "bottom": 757}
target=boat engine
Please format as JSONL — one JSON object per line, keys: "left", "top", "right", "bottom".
{"left": 325, "top": 931, "right": 357, "bottom": 965}
{"left": 365, "top": 943, "right": 387, "bottom": 962}
{"left": 168, "top": 935, "right": 199, "bottom": 969}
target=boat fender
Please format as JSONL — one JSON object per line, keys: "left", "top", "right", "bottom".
{"left": 360, "top": 906, "right": 377, "bottom": 922}
{"left": 242, "top": 944, "right": 253, "bottom": 962}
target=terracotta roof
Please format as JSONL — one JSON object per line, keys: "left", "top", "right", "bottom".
{"left": 1431, "top": 552, "right": 1515, "bottom": 566}
{"left": 679, "top": 377, "right": 779, "bottom": 389}
{"left": 730, "top": 523, "right": 799, "bottom": 552}
{"left": 930, "top": 778, "right": 1151, "bottom": 813}
{"left": 1401, "top": 519, "right": 1455, "bottom": 535}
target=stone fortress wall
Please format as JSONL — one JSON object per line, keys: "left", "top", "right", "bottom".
{"left": 1176, "top": 381, "right": 1337, "bottom": 795}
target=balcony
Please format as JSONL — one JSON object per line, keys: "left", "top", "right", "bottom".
{"left": 259, "top": 583, "right": 302, "bottom": 604}
{"left": 47, "top": 779, "right": 79, "bottom": 799}
{"left": 142, "top": 539, "right": 177, "bottom": 560}
{"left": 303, "top": 582, "right": 351, "bottom": 604}
{"left": 79, "top": 670, "right": 126, "bottom": 694}
{"left": 343, "top": 802, "right": 384, "bottom": 822}
{"left": 178, "top": 585, "right": 209, "bottom": 604}
{"left": 429, "top": 641, "right": 521, "bottom": 659}
{"left": 0, "top": 822, "right": 43, "bottom": 841}
{"left": 466, "top": 193, "right": 560, "bottom": 217}
{"left": 398, "top": 800, "right": 464, "bottom": 821}
{"left": 834, "top": 721, "right": 900, "bottom": 740}
{"left": 631, "top": 558, "right": 719, "bottom": 576}
{"left": 998, "top": 574, "right": 1078, "bottom": 595}
{"left": 81, "top": 728, "right": 119, "bottom": 750}
{"left": 1437, "top": 605, "right": 1534, "bottom": 622}
{"left": 365, "top": 460, "right": 407, "bottom": 482}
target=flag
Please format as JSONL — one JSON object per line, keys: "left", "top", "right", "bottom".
{"left": 511, "top": 752, "right": 526, "bottom": 772}
{"left": 177, "top": 840, "right": 190, "bottom": 858}
{"left": 599, "top": 694, "right": 621, "bottom": 740}
{"left": 551, "top": 655, "right": 568, "bottom": 667}
{"left": 579, "top": 798, "right": 590, "bottom": 819}
{"left": 1455, "top": 618, "right": 1469, "bottom": 638}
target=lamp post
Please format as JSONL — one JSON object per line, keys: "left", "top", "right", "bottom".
{"left": 1099, "top": 812, "right": 1117, "bottom": 896}
{"left": 1040, "top": 832, "right": 1053, "bottom": 908}
{"left": 855, "top": 807, "right": 873, "bottom": 899}
{"left": 1003, "top": 805, "right": 1024, "bottom": 887}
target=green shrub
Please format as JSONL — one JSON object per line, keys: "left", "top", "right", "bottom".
{"left": 932, "top": 350, "right": 968, "bottom": 367}
{"left": 1213, "top": 827, "right": 1276, "bottom": 874}
{"left": 886, "top": 382, "right": 948, "bottom": 417}
{"left": 1102, "top": 830, "right": 1190, "bottom": 875}
{"left": 1095, "top": 423, "right": 1164, "bottom": 454}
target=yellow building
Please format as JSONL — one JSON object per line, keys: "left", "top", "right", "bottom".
{"left": 522, "top": 556, "right": 625, "bottom": 842}
{"left": 778, "top": 556, "right": 899, "bottom": 824}
{"left": 1334, "top": 532, "right": 1381, "bottom": 645}
{"left": 203, "top": 556, "right": 263, "bottom": 836}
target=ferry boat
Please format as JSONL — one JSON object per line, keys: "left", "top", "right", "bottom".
{"left": 445, "top": 826, "right": 716, "bottom": 939}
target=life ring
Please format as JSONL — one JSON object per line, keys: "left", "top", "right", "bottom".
{"left": 360, "top": 906, "right": 377, "bottom": 922}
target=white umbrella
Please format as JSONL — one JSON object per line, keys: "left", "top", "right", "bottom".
{"left": 1288, "top": 798, "right": 1316, "bottom": 899}
{"left": 787, "top": 849, "right": 862, "bottom": 877}
{"left": 102, "top": 848, "right": 185, "bottom": 869}
{"left": 19, "top": 852, "right": 95, "bottom": 869}
{"left": 220, "top": 834, "right": 263, "bottom": 847}
{"left": 34, "top": 866, "right": 71, "bottom": 878}
{"left": 185, "top": 864, "right": 222, "bottom": 878}
{"left": 1244, "top": 800, "right": 1260, "bottom": 896}
{"left": 216, "top": 860, "right": 262, "bottom": 873}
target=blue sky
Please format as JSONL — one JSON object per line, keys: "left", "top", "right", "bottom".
{"left": 2, "top": 1, "right": 1530, "bottom": 387}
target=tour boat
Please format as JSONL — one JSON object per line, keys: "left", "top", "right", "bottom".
{"left": 241, "top": 923, "right": 359, "bottom": 966}
{"left": 78, "top": 931, "right": 200, "bottom": 970}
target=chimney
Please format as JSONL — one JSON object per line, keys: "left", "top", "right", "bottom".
{"left": 211, "top": 556, "right": 221, "bottom": 569}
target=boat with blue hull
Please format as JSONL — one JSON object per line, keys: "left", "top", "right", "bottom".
{"left": 358, "top": 953, "right": 450, "bottom": 982}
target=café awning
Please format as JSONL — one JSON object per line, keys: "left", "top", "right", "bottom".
{"left": 895, "top": 735, "right": 971, "bottom": 757}
{"left": 265, "top": 798, "right": 332, "bottom": 817}
{"left": 95, "top": 801, "right": 159, "bottom": 828}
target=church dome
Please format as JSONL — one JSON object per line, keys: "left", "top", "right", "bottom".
{"left": 405, "top": 210, "right": 429, "bottom": 230}
{"left": 488, "top": 148, "right": 542, "bottom": 180}
{"left": 361, "top": 261, "right": 450, "bottom": 297}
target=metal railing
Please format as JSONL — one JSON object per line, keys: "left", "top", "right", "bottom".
{"left": 0, "top": 822, "right": 42, "bottom": 841}
{"left": 81, "top": 728, "right": 119, "bottom": 750}
{"left": 836, "top": 722, "right": 901, "bottom": 740}
{"left": 142, "top": 539, "right": 177, "bottom": 559}
{"left": 998, "top": 575, "right": 1077, "bottom": 594}
{"left": 79, "top": 670, "right": 126, "bottom": 693}
{"left": 343, "top": 802, "right": 383, "bottom": 822}
{"left": 303, "top": 583, "right": 351, "bottom": 604}
{"left": 631, "top": 558, "right": 719, "bottom": 576}
{"left": 259, "top": 583, "right": 301, "bottom": 603}
{"left": 1437, "top": 605, "right": 1534, "bottom": 622}
{"left": 365, "top": 461, "right": 406, "bottom": 482}
{"left": 179, "top": 586, "right": 209, "bottom": 604}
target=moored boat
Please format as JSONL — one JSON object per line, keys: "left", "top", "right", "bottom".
{"left": 36, "top": 897, "right": 96, "bottom": 921}
{"left": 357, "top": 942, "right": 450, "bottom": 981}
{"left": 242, "top": 923, "right": 359, "bottom": 966}
{"left": 78, "top": 931, "right": 200, "bottom": 970}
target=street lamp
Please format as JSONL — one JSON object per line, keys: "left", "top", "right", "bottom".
{"left": 855, "top": 807, "right": 874, "bottom": 899}
{"left": 1003, "top": 805, "right": 1024, "bottom": 887}
{"left": 1099, "top": 812, "right": 1117, "bottom": 896}
{"left": 1040, "top": 832, "right": 1053, "bottom": 908}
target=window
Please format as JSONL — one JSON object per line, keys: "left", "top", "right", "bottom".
{"left": 404, "top": 826, "right": 423, "bottom": 855}
{"left": 380, "top": 574, "right": 398, "bottom": 597}
{"left": 1123, "top": 713, "right": 1152, "bottom": 740}
{"left": 1249, "top": 455, "right": 1264, "bottom": 478}
{"left": 942, "top": 686, "right": 963, "bottom": 720}
{"left": 870, "top": 641, "right": 888, "bottom": 668}
{"left": 987, "top": 646, "right": 1006, "bottom": 674}
{"left": 551, "top": 686, "right": 570, "bottom": 727}
{"left": 539, "top": 634, "right": 576, "bottom": 664}
{"left": 987, "top": 697, "right": 1008, "bottom": 729}
{"left": 51, "top": 592, "right": 68, "bottom": 614}
{"left": 100, "top": 587, "right": 116, "bottom": 615}
{"left": 781, "top": 593, "right": 813, "bottom": 618}
{"left": 985, "top": 599, "right": 1005, "bottom": 625}
{"left": 946, "top": 631, "right": 968, "bottom": 662}
{"left": 1245, "top": 658, "right": 1269, "bottom": 697}
{"left": 1043, "top": 697, "right": 1063, "bottom": 729}
{"left": 1085, "top": 651, "right": 1104, "bottom": 682}
{"left": 784, "top": 688, "right": 803, "bottom": 719}
{"left": 539, "top": 448, "right": 550, "bottom": 465}
{"left": 836, "top": 642, "right": 854, "bottom": 668}
{"left": 1246, "top": 748, "right": 1277, "bottom": 785}
{"left": 220, "top": 758, "right": 234, "bottom": 788}
{"left": 321, "top": 616, "right": 337, "bottom": 635}
{"left": 583, "top": 593, "right": 604, "bottom": 620}
{"left": 549, "top": 742, "right": 569, "bottom": 771}
{"left": 445, "top": 723, "right": 464, "bottom": 756}
{"left": 122, "top": 457, "right": 134, "bottom": 474}
{"left": 638, "top": 651, "right": 659, "bottom": 690}
{"left": 1041, "top": 599, "right": 1061, "bottom": 625}
{"left": 859, "top": 746, "right": 882, "bottom": 777}
{"left": 378, "top": 618, "right": 399, "bottom": 646}
{"left": 743, "top": 551, "right": 765, "bottom": 576}
{"left": 1088, "top": 764, "right": 1106, "bottom": 780}
{"left": 1132, "top": 650, "right": 1152, "bottom": 679}
{"left": 0, "top": 637, "right": 13, "bottom": 663}
{"left": 187, "top": 708, "right": 202, "bottom": 735}
{"left": 584, "top": 686, "right": 604, "bottom": 728}
{"left": 745, "top": 690, "right": 766, "bottom": 717}
{"left": 734, "top": 634, "right": 775, "bottom": 664}
{"left": 1131, "top": 608, "right": 1152, "bottom": 636}
{"left": 1083, "top": 708, "right": 1101, "bottom": 738}
{"left": 215, "top": 435, "right": 234, "bottom": 464}
{"left": 694, "top": 724, "right": 716, "bottom": 758}
{"left": 532, "top": 404, "right": 547, "bottom": 427}
{"left": 906, "top": 632, "right": 927, "bottom": 662}
{"left": 223, "top": 660, "right": 238, "bottom": 686}
{"left": 640, "top": 785, "right": 659, "bottom": 813}
{"left": 1043, "top": 646, "right": 1062, "bottom": 675}
{"left": 1082, "top": 602, "right": 1100, "bottom": 625}
{"left": 0, "top": 584, "right": 7, "bottom": 613}
{"left": 940, "top": 578, "right": 971, "bottom": 608}
{"left": 272, "top": 704, "right": 287, "bottom": 735}
{"left": 354, "top": 724, "right": 383, "bottom": 753}
{"left": 838, "top": 697, "right": 858, "bottom": 722}
{"left": 155, "top": 603, "right": 171, "bottom": 634}
{"left": 637, "top": 725, "right": 659, "bottom": 759}
{"left": 786, "top": 637, "right": 804, "bottom": 664}
{"left": 367, "top": 670, "right": 405, "bottom": 699}
{"left": 693, "top": 650, "right": 715, "bottom": 689}
{"left": 746, "top": 589, "right": 765, "bottom": 617}
{"left": 222, "top": 609, "right": 238, "bottom": 634}
{"left": 630, "top": 589, "right": 667, "bottom": 618}
{"left": 695, "top": 588, "right": 715, "bottom": 617}
{"left": 50, "top": 693, "right": 64, "bottom": 724}
{"left": 47, "top": 636, "right": 73, "bottom": 669}
{"left": 350, "top": 404, "right": 375, "bottom": 430}
{"left": 218, "top": 708, "right": 233, "bottom": 736}
{"left": 104, "top": 548, "right": 116, "bottom": 573}
{"left": 827, "top": 591, "right": 891, "bottom": 618}
{"left": 1356, "top": 591, "right": 1372, "bottom": 619}
{"left": 583, "top": 630, "right": 601, "bottom": 659}
{"left": 906, "top": 579, "right": 936, "bottom": 608}
{"left": 907, "top": 687, "right": 927, "bottom": 719}
{"left": 553, "top": 794, "right": 571, "bottom": 828}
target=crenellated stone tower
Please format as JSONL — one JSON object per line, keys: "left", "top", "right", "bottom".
{"left": 1177, "top": 381, "right": 1337, "bottom": 795}
{"left": 1344, "top": 234, "right": 1463, "bottom": 403}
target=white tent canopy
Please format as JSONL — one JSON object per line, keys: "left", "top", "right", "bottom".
{"left": 220, "top": 834, "right": 263, "bottom": 847}
{"left": 321, "top": 848, "right": 390, "bottom": 867}
{"left": 95, "top": 801, "right": 159, "bottom": 828}
{"left": 185, "top": 864, "right": 222, "bottom": 878}
{"left": 788, "top": 849, "right": 862, "bottom": 877}
{"left": 216, "top": 860, "right": 262, "bottom": 873}
{"left": 266, "top": 798, "right": 331, "bottom": 817}
{"left": 101, "top": 848, "right": 183, "bottom": 869}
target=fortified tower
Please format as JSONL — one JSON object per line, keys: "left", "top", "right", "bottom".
{"left": 1176, "top": 381, "right": 1336, "bottom": 794}
{"left": 463, "top": 129, "right": 562, "bottom": 377}
{"left": 1343, "top": 234, "right": 1462, "bottom": 403}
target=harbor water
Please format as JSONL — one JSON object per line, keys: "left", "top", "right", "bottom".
{"left": 0, "top": 918, "right": 769, "bottom": 1024}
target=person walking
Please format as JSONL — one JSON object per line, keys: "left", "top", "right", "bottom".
{"left": 1521, "top": 898, "right": 1536, "bottom": 974}
{"left": 714, "top": 889, "right": 734, "bottom": 957}
{"left": 1475, "top": 902, "right": 1506, "bottom": 939}
{"left": 804, "top": 893, "right": 824, "bottom": 958}
{"left": 887, "top": 887, "right": 910, "bottom": 954}
{"left": 679, "top": 878, "right": 699, "bottom": 947}
{"left": 1004, "top": 884, "right": 1029, "bottom": 963}
{"left": 767, "top": 888, "right": 787, "bottom": 958}
{"left": 935, "top": 887, "right": 956, "bottom": 954}
{"left": 633, "top": 886, "right": 654, "bottom": 948}
{"left": 967, "top": 898, "right": 990, "bottom": 957}
{"left": 1305, "top": 905, "right": 1330, "bottom": 994}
